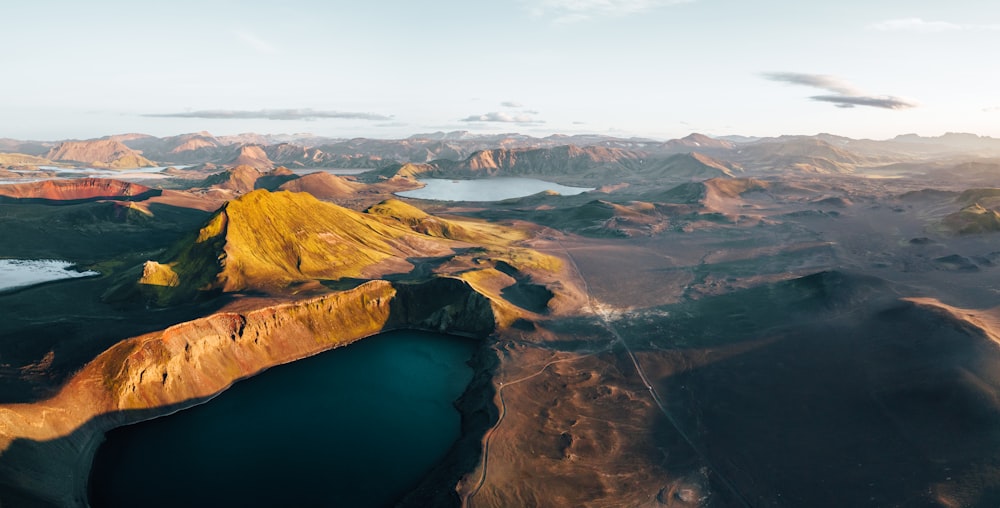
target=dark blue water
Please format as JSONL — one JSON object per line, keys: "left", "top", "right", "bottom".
{"left": 89, "top": 330, "right": 477, "bottom": 508}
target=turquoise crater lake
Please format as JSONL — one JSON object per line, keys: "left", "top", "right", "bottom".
{"left": 89, "top": 330, "right": 477, "bottom": 508}
{"left": 396, "top": 177, "right": 593, "bottom": 201}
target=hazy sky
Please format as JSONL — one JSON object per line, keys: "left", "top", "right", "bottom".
{"left": 2, "top": 0, "right": 998, "bottom": 140}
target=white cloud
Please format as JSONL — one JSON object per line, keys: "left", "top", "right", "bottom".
{"left": 233, "top": 30, "right": 279, "bottom": 55}
{"left": 461, "top": 112, "right": 544, "bottom": 124}
{"left": 523, "top": 0, "right": 695, "bottom": 23}
{"left": 868, "top": 18, "right": 1000, "bottom": 33}
{"left": 763, "top": 72, "right": 917, "bottom": 110}
{"left": 811, "top": 95, "right": 917, "bottom": 110}
{"left": 761, "top": 72, "right": 861, "bottom": 96}
{"left": 501, "top": 101, "right": 524, "bottom": 108}
{"left": 985, "top": 106, "right": 1000, "bottom": 113}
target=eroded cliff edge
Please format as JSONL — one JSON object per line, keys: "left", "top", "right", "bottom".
{"left": 0, "top": 277, "right": 499, "bottom": 507}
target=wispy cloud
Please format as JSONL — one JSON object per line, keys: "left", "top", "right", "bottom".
{"left": 233, "top": 30, "right": 279, "bottom": 55}
{"left": 761, "top": 72, "right": 859, "bottom": 96}
{"left": 985, "top": 106, "right": 1000, "bottom": 113}
{"left": 461, "top": 111, "right": 545, "bottom": 124}
{"left": 868, "top": 18, "right": 1000, "bottom": 32}
{"left": 144, "top": 108, "right": 393, "bottom": 121}
{"left": 811, "top": 95, "right": 916, "bottom": 110}
{"left": 501, "top": 101, "right": 524, "bottom": 108}
{"left": 762, "top": 72, "right": 916, "bottom": 110}
{"left": 523, "top": 0, "right": 695, "bottom": 23}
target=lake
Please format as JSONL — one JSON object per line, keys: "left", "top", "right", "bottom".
{"left": 89, "top": 330, "right": 478, "bottom": 508}
{"left": 396, "top": 177, "right": 593, "bottom": 201}
{"left": 291, "top": 168, "right": 371, "bottom": 176}
{"left": 0, "top": 259, "right": 99, "bottom": 292}
{"left": 0, "top": 165, "right": 193, "bottom": 184}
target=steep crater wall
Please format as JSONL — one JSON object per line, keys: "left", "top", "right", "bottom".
{"left": 0, "top": 277, "right": 500, "bottom": 508}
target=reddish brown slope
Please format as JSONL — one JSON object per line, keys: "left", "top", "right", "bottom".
{"left": 226, "top": 145, "right": 273, "bottom": 170}
{"left": 45, "top": 140, "right": 155, "bottom": 169}
{"left": 0, "top": 178, "right": 159, "bottom": 202}
{"left": 277, "top": 172, "right": 364, "bottom": 199}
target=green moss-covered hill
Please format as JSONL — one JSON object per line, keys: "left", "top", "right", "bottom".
{"left": 942, "top": 203, "right": 1000, "bottom": 235}
{"left": 139, "top": 189, "right": 456, "bottom": 301}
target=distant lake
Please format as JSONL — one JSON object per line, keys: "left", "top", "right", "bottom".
{"left": 0, "top": 165, "right": 195, "bottom": 184}
{"left": 89, "top": 330, "right": 477, "bottom": 508}
{"left": 292, "top": 168, "right": 371, "bottom": 176}
{"left": 0, "top": 259, "right": 99, "bottom": 292}
{"left": 38, "top": 164, "right": 190, "bottom": 175}
{"left": 397, "top": 177, "right": 593, "bottom": 202}
{"left": 40, "top": 165, "right": 192, "bottom": 182}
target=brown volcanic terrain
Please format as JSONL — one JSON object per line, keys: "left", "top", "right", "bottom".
{"left": 637, "top": 152, "right": 742, "bottom": 179}
{"left": 5, "top": 131, "right": 1000, "bottom": 507}
{"left": 731, "top": 138, "right": 879, "bottom": 173}
{"left": 278, "top": 171, "right": 363, "bottom": 198}
{"left": 441, "top": 145, "right": 643, "bottom": 181}
{"left": 0, "top": 153, "right": 52, "bottom": 168}
{"left": 45, "top": 140, "right": 155, "bottom": 169}
{"left": 224, "top": 144, "right": 273, "bottom": 169}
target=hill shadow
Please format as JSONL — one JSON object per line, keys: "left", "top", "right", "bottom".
{"left": 633, "top": 282, "right": 1000, "bottom": 506}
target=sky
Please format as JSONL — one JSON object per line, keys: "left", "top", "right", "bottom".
{"left": 2, "top": 0, "right": 998, "bottom": 141}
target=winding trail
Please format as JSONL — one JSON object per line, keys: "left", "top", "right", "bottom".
{"left": 463, "top": 350, "right": 598, "bottom": 507}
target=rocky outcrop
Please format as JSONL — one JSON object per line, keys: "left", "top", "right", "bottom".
{"left": 0, "top": 278, "right": 499, "bottom": 507}
{"left": 45, "top": 140, "right": 155, "bottom": 169}
{"left": 0, "top": 178, "right": 160, "bottom": 204}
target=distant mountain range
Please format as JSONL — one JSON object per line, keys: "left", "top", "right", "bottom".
{"left": 4, "top": 131, "right": 1000, "bottom": 179}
